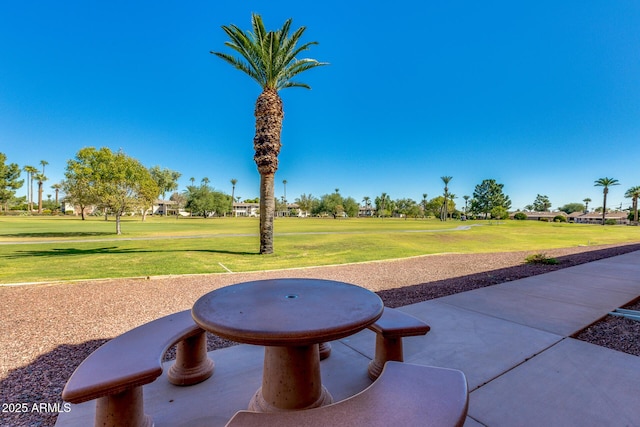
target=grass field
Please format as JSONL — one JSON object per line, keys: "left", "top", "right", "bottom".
{"left": 1, "top": 215, "right": 639, "bottom": 284}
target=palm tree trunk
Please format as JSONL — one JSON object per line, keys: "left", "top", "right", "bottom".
{"left": 259, "top": 173, "right": 275, "bottom": 254}
{"left": 602, "top": 189, "right": 608, "bottom": 225}
{"left": 38, "top": 182, "right": 43, "bottom": 213}
{"left": 253, "top": 88, "right": 283, "bottom": 255}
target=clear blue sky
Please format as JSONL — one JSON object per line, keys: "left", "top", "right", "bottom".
{"left": 1, "top": 1, "right": 639, "bottom": 211}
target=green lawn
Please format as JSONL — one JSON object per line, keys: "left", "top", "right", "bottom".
{"left": 1, "top": 215, "right": 639, "bottom": 284}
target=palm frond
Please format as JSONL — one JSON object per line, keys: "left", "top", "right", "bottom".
{"left": 213, "top": 13, "right": 326, "bottom": 91}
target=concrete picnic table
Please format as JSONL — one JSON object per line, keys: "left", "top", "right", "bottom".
{"left": 192, "top": 278, "right": 384, "bottom": 412}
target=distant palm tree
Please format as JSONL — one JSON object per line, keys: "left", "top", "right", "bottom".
{"left": 422, "top": 193, "right": 428, "bottom": 218}
{"left": 230, "top": 178, "right": 238, "bottom": 216}
{"left": 282, "top": 179, "right": 288, "bottom": 204}
{"left": 23, "top": 165, "right": 38, "bottom": 212}
{"left": 190, "top": 177, "right": 195, "bottom": 187}
{"left": 440, "top": 176, "right": 452, "bottom": 221}
{"left": 625, "top": 186, "right": 640, "bottom": 223}
{"left": 379, "top": 192, "right": 389, "bottom": 218}
{"left": 583, "top": 198, "right": 591, "bottom": 213}
{"left": 594, "top": 177, "right": 620, "bottom": 225}
{"left": 463, "top": 195, "right": 470, "bottom": 214}
{"left": 201, "top": 177, "right": 210, "bottom": 187}
{"left": 35, "top": 160, "right": 49, "bottom": 214}
{"left": 212, "top": 13, "right": 326, "bottom": 254}
{"left": 35, "top": 172, "right": 47, "bottom": 213}
{"left": 51, "top": 182, "right": 62, "bottom": 207}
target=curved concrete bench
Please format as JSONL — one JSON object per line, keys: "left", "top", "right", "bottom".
{"left": 367, "top": 307, "right": 431, "bottom": 380}
{"left": 62, "top": 309, "right": 214, "bottom": 427}
{"left": 226, "top": 361, "right": 468, "bottom": 427}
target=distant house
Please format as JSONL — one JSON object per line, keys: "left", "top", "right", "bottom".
{"left": 359, "top": 205, "right": 375, "bottom": 217}
{"left": 571, "top": 212, "right": 629, "bottom": 225}
{"left": 233, "top": 202, "right": 260, "bottom": 217}
{"left": 510, "top": 211, "right": 566, "bottom": 221}
{"left": 153, "top": 200, "right": 179, "bottom": 216}
{"left": 61, "top": 199, "right": 97, "bottom": 216}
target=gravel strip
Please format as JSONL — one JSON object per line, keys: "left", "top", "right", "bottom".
{"left": 1, "top": 242, "right": 639, "bottom": 427}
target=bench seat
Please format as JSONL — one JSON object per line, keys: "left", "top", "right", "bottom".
{"left": 226, "top": 361, "right": 468, "bottom": 427}
{"left": 62, "top": 309, "right": 214, "bottom": 427}
{"left": 366, "top": 307, "right": 431, "bottom": 380}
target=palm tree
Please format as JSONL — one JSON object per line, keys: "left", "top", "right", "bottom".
{"left": 463, "top": 195, "right": 470, "bottom": 215}
{"left": 230, "top": 178, "right": 238, "bottom": 216}
{"left": 282, "top": 179, "right": 288, "bottom": 204}
{"left": 35, "top": 172, "right": 47, "bottom": 214}
{"left": 440, "top": 176, "right": 452, "bottom": 221}
{"left": 625, "top": 186, "right": 640, "bottom": 223}
{"left": 23, "top": 165, "right": 38, "bottom": 212}
{"left": 201, "top": 177, "right": 210, "bottom": 187}
{"left": 212, "top": 13, "right": 326, "bottom": 254}
{"left": 51, "top": 182, "right": 62, "bottom": 210}
{"left": 594, "top": 177, "right": 620, "bottom": 225}
{"left": 378, "top": 192, "right": 389, "bottom": 218}
{"left": 583, "top": 197, "right": 591, "bottom": 213}
{"left": 421, "top": 193, "right": 428, "bottom": 218}
{"left": 190, "top": 177, "right": 195, "bottom": 187}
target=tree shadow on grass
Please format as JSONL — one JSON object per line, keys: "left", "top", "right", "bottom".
{"left": 0, "top": 232, "right": 114, "bottom": 238}
{"left": 2, "top": 247, "right": 259, "bottom": 259}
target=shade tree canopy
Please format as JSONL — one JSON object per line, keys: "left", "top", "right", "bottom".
{"left": 470, "top": 179, "right": 511, "bottom": 219}
{"left": 63, "top": 147, "right": 158, "bottom": 233}
{"left": 0, "top": 152, "right": 24, "bottom": 212}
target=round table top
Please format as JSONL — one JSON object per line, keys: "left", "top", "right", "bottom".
{"left": 192, "top": 278, "right": 384, "bottom": 346}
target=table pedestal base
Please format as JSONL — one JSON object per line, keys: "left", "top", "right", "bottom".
{"left": 248, "top": 344, "right": 334, "bottom": 412}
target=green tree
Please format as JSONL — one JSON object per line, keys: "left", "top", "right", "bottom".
{"left": 583, "top": 198, "right": 591, "bottom": 212}
{"left": 594, "top": 177, "right": 620, "bottom": 225}
{"left": 295, "top": 193, "right": 317, "bottom": 217}
{"left": 625, "top": 186, "right": 640, "bottom": 223}
{"left": 342, "top": 196, "right": 359, "bottom": 218}
{"left": 376, "top": 193, "right": 391, "bottom": 218}
{"left": 470, "top": 179, "right": 511, "bottom": 219}
{"left": 532, "top": 194, "right": 552, "bottom": 212}
{"left": 558, "top": 202, "right": 586, "bottom": 214}
{"left": 185, "top": 184, "right": 231, "bottom": 218}
{"left": 149, "top": 166, "right": 181, "bottom": 216}
{"left": 63, "top": 149, "right": 104, "bottom": 220}
{"left": 395, "top": 198, "right": 419, "bottom": 219}
{"left": 490, "top": 206, "right": 509, "bottom": 220}
{"left": 0, "top": 153, "right": 24, "bottom": 212}
{"left": 315, "top": 192, "right": 344, "bottom": 218}
{"left": 65, "top": 147, "right": 157, "bottom": 233}
{"left": 212, "top": 13, "right": 326, "bottom": 254}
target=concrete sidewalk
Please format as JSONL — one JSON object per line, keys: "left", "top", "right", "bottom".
{"left": 56, "top": 251, "right": 640, "bottom": 427}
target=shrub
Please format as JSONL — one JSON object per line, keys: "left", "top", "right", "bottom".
{"left": 538, "top": 217, "right": 550, "bottom": 222}
{"left": 553, "top": 215, "right": 567, "bottom": 223}
{"left": 525, "top": 253, "right": 559, "bottom": 265}
{"left": 513, "top": 212, "right": 527, "bottom": 220}
{"left": 605, "top": 219, "right": 618, "bottom": 225}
